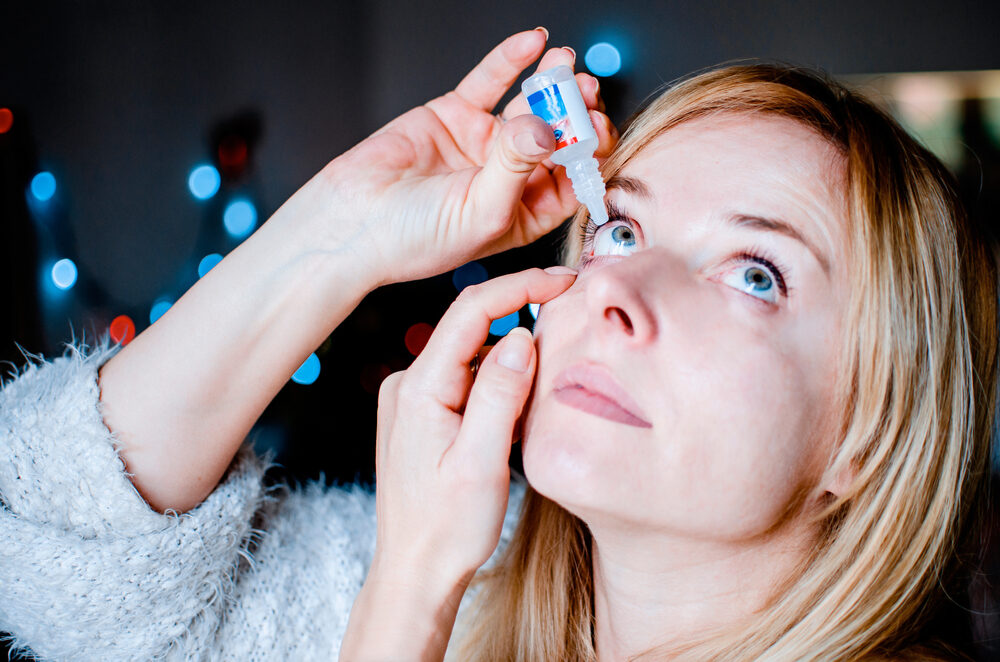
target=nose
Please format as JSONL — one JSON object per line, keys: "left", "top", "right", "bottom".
{"left": 584, "top": 253, "right": 661, "bottom": 346}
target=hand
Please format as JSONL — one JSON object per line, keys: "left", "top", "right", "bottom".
{"left": 314, "top": 29, "right": 616, "bottom": 288}
{"left": 372, "top": 267, "right": 577, "bottom": 589}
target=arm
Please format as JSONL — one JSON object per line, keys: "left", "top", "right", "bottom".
{"left": 98, "top": 184, "right": 374, "bottom": 514}
{"left": 101, "top": 29, "right": 613, "bottom": 516}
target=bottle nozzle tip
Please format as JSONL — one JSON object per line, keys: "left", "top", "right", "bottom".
{"left": 588, "top": 203, "right": 609, "bottom": 226}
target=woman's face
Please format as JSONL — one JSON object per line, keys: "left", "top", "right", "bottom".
{"left": 522, "top": 113, "right": 850, "bottom": 541}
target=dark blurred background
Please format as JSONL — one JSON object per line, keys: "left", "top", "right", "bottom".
{"left": 2, "top": 1, "right": 999, "bottom": 659}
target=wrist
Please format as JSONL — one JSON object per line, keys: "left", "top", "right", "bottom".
{"left": 340, "top": 559, "right": 471, "bottom": 662}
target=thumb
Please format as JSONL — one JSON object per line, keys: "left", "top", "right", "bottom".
{"left": 453, "top": 327, "right": 536, "bottom": 471}
{"left": 467, "top": 115, "right": 555, "bottom": 232}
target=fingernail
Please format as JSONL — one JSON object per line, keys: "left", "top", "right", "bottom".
{"left": 497, "top": 328, "right": 533, "bottom": 373}
{"left": 534, "top": 26, "right": 549, "bottom": 41}
{"left": 544, "top": 265, "right": 578, "bottom": 276}
{"left": 514, "top": 130, "right": 549, "bottom": 157}
{"left": 562, "top": 46, "right": 576, "bottom": 62}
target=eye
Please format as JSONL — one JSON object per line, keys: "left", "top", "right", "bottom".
{"left": 720, "top": 261, "right": 784, "bottom": 303}
{"left": 592, "top": 220, "right": 640, "bottom": 257}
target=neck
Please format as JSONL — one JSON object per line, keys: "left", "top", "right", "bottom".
{"left": 589, "top": 520, "right": 815, "bottom": 661}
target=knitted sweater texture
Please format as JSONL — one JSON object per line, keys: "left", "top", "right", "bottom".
{"left": 0, "top": 340, "right": 525, "bottom": 661}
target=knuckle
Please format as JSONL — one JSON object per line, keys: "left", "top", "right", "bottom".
{"left": 377, "top": 371, "right": 405, "bottom": 404}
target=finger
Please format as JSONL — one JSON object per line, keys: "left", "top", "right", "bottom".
{"left": 465, "top": 114, "right": 556, "bottom": 233}
{"left": 591, "top": 109, "right": 619, "bottom": 159}
{"left": 452, "top": 327, "right": 536, "bottom": 470}
{"left": 453, "top": 29, "right": 549, "bottom": 112}
{"left": 576, "top": 72, "right": 605, "bottom": 114}
{"left": 409, "top": 268, "right": 577, "bottom": 410}
{"left": 499, "top": 46, "right": 578, "bottom": 121}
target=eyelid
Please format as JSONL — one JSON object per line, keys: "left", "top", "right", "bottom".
{"left": 581, "top": 201, "right": 644, "bottom": 254}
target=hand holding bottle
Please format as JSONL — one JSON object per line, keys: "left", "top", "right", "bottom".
{"left": 315, "top": 28, "right": 617, "bottom": 289}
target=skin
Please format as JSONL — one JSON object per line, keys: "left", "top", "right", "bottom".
{"left": 522, "top": 114, "right": 851, "bottom": 658}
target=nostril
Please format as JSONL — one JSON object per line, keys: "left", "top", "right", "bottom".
{"left": 605, "top": 307, "right": 634, "bottom": 335}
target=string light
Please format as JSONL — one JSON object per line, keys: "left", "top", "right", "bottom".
{"left": 291, "top": 353, "right": 321, "bottom": 385}
{"left": 198, "top": 253, "right": 223, "bottom": 277}
{"left": 30, "top": 171, "right": 56, "bottom": 202}
{"left": 110, "top": 315, "right": 136, "bottom": 346}
{"left": 404, "top": 322, "right": 434, "bottom": 356}
{"left": 188, "top": 164, "right": 221, "bottom": 200}
{"left": 149, "top": 298, "right": 173, "bottom": 324}
{"left": 489, "top": 311, "right": 520, "bottom": 337}
{"left": 223, "top": 198, "right": 257, "bottom": 238}
{"left": 50, "top": 258, "right": 78, "bottom": 290}
{"left": 452, "top": 261, "right": 488, "bottom": 291}
{"left": 584, "top": 42, "right": 622, "bottom": 77}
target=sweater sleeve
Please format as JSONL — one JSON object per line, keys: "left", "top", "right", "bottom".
{"left": 0, "top": 338, "right": 272, "bottom": 661}
{"left": 0, "top": 339, "right": 526, "bottom": 661}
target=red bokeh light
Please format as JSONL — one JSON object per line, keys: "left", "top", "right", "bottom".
{"left": 110, "top": 315, "right": 136, "bottom": 346}
{"left": 404, "top": 322, "right": 434, "bottom": 356}
{"left": 360, "top": 363, "right": 394, "bottom": 395}
{"left": 0, "top": 108, "right": 13, "bottom": 134}
{"left": 217, "top": 136, "right": 248, "bottom": 170}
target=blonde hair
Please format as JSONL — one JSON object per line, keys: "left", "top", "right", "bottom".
{"left": 453, "top": 64, "right": 998, "bottom": 660}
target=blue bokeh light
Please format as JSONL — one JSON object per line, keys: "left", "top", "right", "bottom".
{"left": 149, "top": 298, "right": 173, "bottom": 324}
{"left": 51, "top": 258, "right": 77, "bottom": 290}
{"left": 31, "top": 172, "right": 57, "bottom": 202}
{"left": 291, "top": 352, "right": 321, "bottom": 385}
{"left": 223, "top": 199, "right": 257, "bottom": 238}
{"left": 452, "top": 261, "right": 489, "bottom": 292}
{"left": 584, "top": 42, "right": 622, "bottom": 77}
{"left": 188, "top": 164, "right": 221, "bottom": 200}
{"left": 198, "top": 253, "right": 223, "bottom": 278}
{"left": 489, "top": 311, "right": 521, "bottom": 337}
{"left": 529, "top": 303, "right": 540, "bottom": 319}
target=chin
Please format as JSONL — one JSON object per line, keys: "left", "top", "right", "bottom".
{"left": 521, "top": 402, "right": 615, "bottom": 514}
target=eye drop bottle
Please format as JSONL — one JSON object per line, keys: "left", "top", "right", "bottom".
{"left": 522, "top": 65, "right": 608, "bottom": 225}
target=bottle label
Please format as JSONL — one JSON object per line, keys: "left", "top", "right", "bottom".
{"left": 527, "top": 84, "right": 579, "bottom": 150}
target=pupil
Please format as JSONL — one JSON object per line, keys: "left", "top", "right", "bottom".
{"left": 613, "top": 227, "right": 633, "bottom": 243}
{"left": 745, "top": 268, "right": 770, "bottom": 289}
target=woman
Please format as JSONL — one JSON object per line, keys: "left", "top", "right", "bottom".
{"left": 0, "top": 29, "right": 993, "bottom": 661}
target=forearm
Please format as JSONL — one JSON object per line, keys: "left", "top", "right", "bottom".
{"left": 98, "top": 174, "right": 375, "bottom": 513}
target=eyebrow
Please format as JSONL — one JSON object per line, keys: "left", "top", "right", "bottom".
{"left": 606, "top": 175, "right": 654, "bottom": 200}
{"left": 727, "top": 214, "right": 831, "bottom": 275}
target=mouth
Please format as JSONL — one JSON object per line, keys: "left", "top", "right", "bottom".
{"left": 551, "top": 362, "right": 652, "bottom": 428}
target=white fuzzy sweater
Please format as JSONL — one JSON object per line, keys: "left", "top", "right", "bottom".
{"left": 0, "top": 340, "right": 525, "bottom": 661}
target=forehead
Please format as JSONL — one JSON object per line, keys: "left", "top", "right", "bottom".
{"left": 627, "top": 113, "right": 844, "bottom": 188}
{"left": 618, "top": 113, "right": 848, "bottom": 263}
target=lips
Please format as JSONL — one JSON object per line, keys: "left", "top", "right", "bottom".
{"left": 551, "top": 362, "right": 652, "bottom": 428}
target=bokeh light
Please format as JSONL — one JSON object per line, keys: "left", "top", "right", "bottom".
{"left": 489, "top": 311, "right": 521, "bottom": 337}
{"left": 198, "top": 253, "right": 223, "bottom": 278}
{"left": 529, "top": 303, "right": 540, "bottom": 319}
{"left": 30, "top": 171, "right": 56, "bottom": 201}
{"left": 110, "top": 315, "right": 136, "bottom": 346}
{"left": 452, "top": 261, "right": 488, "bottom": 291}
{"left": 149, "top": 298, "right": 173, "bottom": 324}
{"left": 223, "top": 199, "right": 257, "bottom": 238}
{"left": 291, "top": 352, "right": 321, "bottom": 385}
{"left": 0, "top": 108, "right": 13, "bottom": 134}
{"left": 51, "top": 258, "right": 78, "bottom": 290}
{"left": 584, "top": 42, "right": 622, "bottom": 77}
{"left": 404, "top": 322, "right": 434, "bottom": 356}
{"left": 188, "top": 164, "right": 221, "bottom": 200}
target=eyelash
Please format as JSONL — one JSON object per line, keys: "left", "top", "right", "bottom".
{"left": 578, "top": 207, "right": 792, "bottom": 299}
{"left": 578, "top": 200, "right": 630, "bottom": 253}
